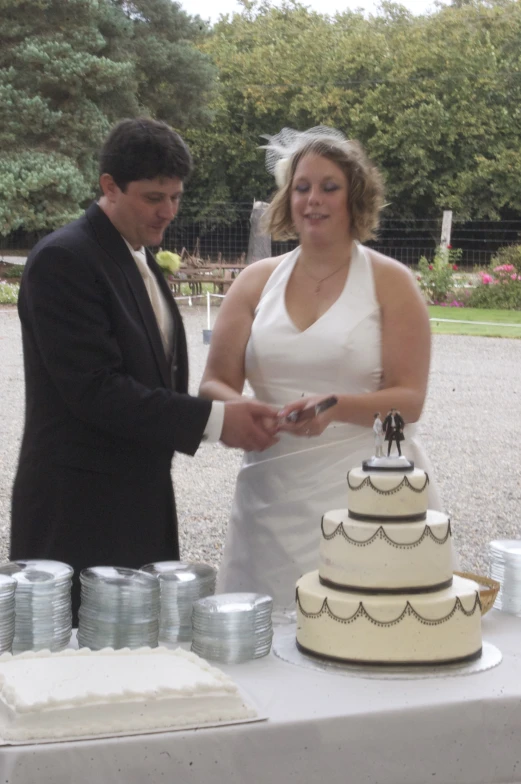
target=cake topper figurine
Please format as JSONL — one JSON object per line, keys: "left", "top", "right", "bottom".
{"left": 363, "top": 407, "right": 414, "bottom": 471}
{"left": 383, "top": 408, "right": 405, "bottom": 457}
{"left": 373, "top": 412, "right": 384, "bottom": 457}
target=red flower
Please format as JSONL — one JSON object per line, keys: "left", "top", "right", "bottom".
{"left": 428, "top": 264, "right": 433, "bottom": 270}
{"left": 447, "top": 244, "right": 452, "bottom": 249}
{"left": 452, "top": 264, "right": 458, "bottom": 271}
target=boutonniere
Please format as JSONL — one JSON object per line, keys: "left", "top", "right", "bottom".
{"left": 155, "top": 250, "right": 181, "bottom": 277}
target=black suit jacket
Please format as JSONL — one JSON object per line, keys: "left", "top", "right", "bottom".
{"left": 11, "top": 203, "right": 212, "bottom": 618}
{"left": 382, "top": 412, "right": 405, "bottom": 442}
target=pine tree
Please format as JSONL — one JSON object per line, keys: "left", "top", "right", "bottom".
{"left": 0, "top": 0, "right": 217, "bottom": 235}
{"left": 0, "top": 0, "right": 139, "bottom": 234}
{"left": 119, "top": 0, "right": 217, "bottom": 127}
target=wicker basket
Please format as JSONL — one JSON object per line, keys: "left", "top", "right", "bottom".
{"left": 454, "top": 571, "right": 500, "bottom": 615}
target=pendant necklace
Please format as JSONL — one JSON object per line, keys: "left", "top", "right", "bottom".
{"left": 300, "top": 258, "right": 351, "bottom": 294}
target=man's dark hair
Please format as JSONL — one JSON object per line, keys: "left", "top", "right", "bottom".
{"left": 99, "top": 118, "right": 193, "bottom": 190}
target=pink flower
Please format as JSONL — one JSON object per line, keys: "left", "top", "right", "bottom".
{"left": 480, "top": 273, "right": 494, "bottom": 284}
{"left": 494, "top": 264, "right": 514, "bottom": 272}
{"left": 428, "top": 264, "right": 433, "bottom": 270}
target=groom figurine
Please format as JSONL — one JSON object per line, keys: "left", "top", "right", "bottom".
{"left": 10, "top": 118, "right": 278, "bottom": 621}
{"left": 383, "top": 408, "right": 405, "bottom": 457}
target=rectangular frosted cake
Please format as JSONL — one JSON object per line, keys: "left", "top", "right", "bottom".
{"left": 0, "top": 646, "right": 256, "bottom": 742}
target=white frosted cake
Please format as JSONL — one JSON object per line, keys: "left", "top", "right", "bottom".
{"left": 0, "top": 646, "right": 255, "bottom": 742}
{"left": 319, "top": 509, "right": 453, "bottom": 591}
{"left": 346, "top": 466, "right": 429, "bottom": 520}
{"left": 296, "top": 461, "right": 483, "bottom": 665}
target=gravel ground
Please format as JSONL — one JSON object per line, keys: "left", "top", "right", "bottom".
{"left": 0, "top": 303, "right": 520, "bottom": 576}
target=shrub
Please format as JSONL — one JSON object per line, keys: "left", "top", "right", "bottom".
{"left": 1, "top": 265, "right": 23, "bottom": 280}
{"left": 0, "top": 281, "right": 19, "bottom": 305}
{"left": 416, "top": 246, "right": 462, "bottom": 303}
{"left": 490, "top": 244, "right": 521, "bottom": 275}
{"left": 467, "top": 262, "right": 521, "bottom": 310}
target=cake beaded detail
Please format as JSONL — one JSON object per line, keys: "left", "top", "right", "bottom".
{"left": 321, "top": 518, "right": 452, "bottom": 548}
{"left": 346, "top": 472, "right": 430, "bottom": 495}
{"left": 296, "top": 588, "right": 482, "bottom": 627}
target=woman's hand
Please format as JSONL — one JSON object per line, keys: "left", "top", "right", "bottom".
{"left": 277, "top": 395, "right": 338, "bottom": 438}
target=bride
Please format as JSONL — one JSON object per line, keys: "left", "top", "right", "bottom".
{"left": 199, "top": 126, "right": 442, "bottom": 614}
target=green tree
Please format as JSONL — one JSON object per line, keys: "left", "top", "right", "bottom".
{"left": 184, "top": 0, "right": 521, "bottom": 223}
{"left": 184, "top": 1, "right": 347, "bottom": 219}
{"left": 117, "top": 0, "right": 217, "bottom": 127}
{"left": 0, "top": 0, "right": 137, "bottom": 234}
{"left": 0, "top": 0, "right": 217, "bottom": 235}
{"left": 362, "top": 0, "right": 521, "bottom": 219}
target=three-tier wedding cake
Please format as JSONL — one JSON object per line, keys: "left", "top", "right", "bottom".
{"left": 295, "top": 458, "right": 482, "bottom": 665}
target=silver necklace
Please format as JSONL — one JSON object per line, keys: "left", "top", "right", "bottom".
{"left": 300, "top": 258, "right": 351, "bottom": 294}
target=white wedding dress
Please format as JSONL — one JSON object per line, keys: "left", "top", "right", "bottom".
{"left": 216, "top": 243, "right": 443, "bottom": 612}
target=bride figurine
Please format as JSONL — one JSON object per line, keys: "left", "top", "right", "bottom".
{"left": 373, "top": 412, "right": 384, "bottom": 457}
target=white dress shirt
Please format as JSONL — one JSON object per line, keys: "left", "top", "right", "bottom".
{"left": 123, "top": 238, "right": 224, "bottom": 442}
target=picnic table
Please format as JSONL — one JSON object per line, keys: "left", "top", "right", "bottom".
{"left": 169, "top": 265, "right": 247, "bottom": 296}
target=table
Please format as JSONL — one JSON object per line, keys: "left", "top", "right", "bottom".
{"left": 169, "top": 265, "right": 247, "bottom": 295}
{"left": 1, "top": 610, "right": 521, "bottom": 784}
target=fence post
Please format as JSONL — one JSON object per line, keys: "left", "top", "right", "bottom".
{"left": 247, "top": 201, "right": 271, "bottom": 264}
{"left": 202, "top": 290, "right": 212, "bottom": 345}
{"left": 440, "top": 210, "right": 453, "bottom": 263}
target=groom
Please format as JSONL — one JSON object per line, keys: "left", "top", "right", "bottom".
{"left": 10, "top": 118, "right": 278, "bottom": 620}
{"left": 383, "top": 408, "right": 405, "bottom": 457}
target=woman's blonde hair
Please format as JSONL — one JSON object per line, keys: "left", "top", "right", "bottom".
{"left": 266, "top": 137, "right": 385, "bottom": 242}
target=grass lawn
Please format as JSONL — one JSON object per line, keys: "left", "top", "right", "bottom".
{"left": 428, "top": 306, "right": 521, "bottom": 338}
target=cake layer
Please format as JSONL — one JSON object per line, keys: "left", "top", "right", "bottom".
{"left": 0, "top": 646, "right": 255, "bottom": 741}
{"left": 347, "top": 467, "right": 429, "bottom": 521}
{"left": 296, "top": 572, "right": 482, "bottom": 665}
{"left": 319, "top": 509, "right": 452, "bottom": 591}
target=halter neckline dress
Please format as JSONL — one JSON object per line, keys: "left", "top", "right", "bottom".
{"left": 216, "top": 244, "right": 442, "bottom": 613}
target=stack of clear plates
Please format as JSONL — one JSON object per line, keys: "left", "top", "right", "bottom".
{"left": 0, "top": 560, "right": 73, "bottom": 653}
{"left": 490, "top": 540, "right": 521, "bottom": 614}
{"left": 191, "top": 593, "right": 273, "bottom": 663}
{"left": 78, "top": 567, "right": 160, "bottom": 650}
{"left": 140, "top": 562, "right": 216, "bottom": 643}
{"left": 0, "top": 574, "right": 16, "bottom": 653}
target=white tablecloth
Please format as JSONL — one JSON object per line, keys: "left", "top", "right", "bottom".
{"left": 1, "top": 610, "right": 521, "bottom": 784}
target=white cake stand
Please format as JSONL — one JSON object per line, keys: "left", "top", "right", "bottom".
{"left": 271, "top": 625, "right": 502, "bottom": 680}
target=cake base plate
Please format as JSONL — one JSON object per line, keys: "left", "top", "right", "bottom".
{"left": 272, "top": 625, "right": 502, "bottom": 680}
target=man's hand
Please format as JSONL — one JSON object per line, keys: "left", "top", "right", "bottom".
{"left": 220, "top": 399, "right": 280, "bottom": 452}
{"left": 276, "top": 394, "right": 338, "bottom": 438}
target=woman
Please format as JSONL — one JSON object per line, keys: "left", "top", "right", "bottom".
{"left": 200, "top": 126, "right": 442, "bottom": 615}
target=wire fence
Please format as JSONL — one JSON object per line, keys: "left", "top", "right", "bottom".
{"left": 160, "top": 214, "right": 521, "bottom": 270}
{"left": 2, "top": 211, "right": 521, "bottom": 270}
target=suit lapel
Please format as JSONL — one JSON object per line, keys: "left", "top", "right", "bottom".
{"left": 85, "top": 203, "right": 171, "bottom": 387}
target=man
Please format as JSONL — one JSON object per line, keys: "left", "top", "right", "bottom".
{"left": 10, "top": 118, "right": 278, "bottom": 620}
{"left": 383, "top": 408, "right": 405, "bottom": 457}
